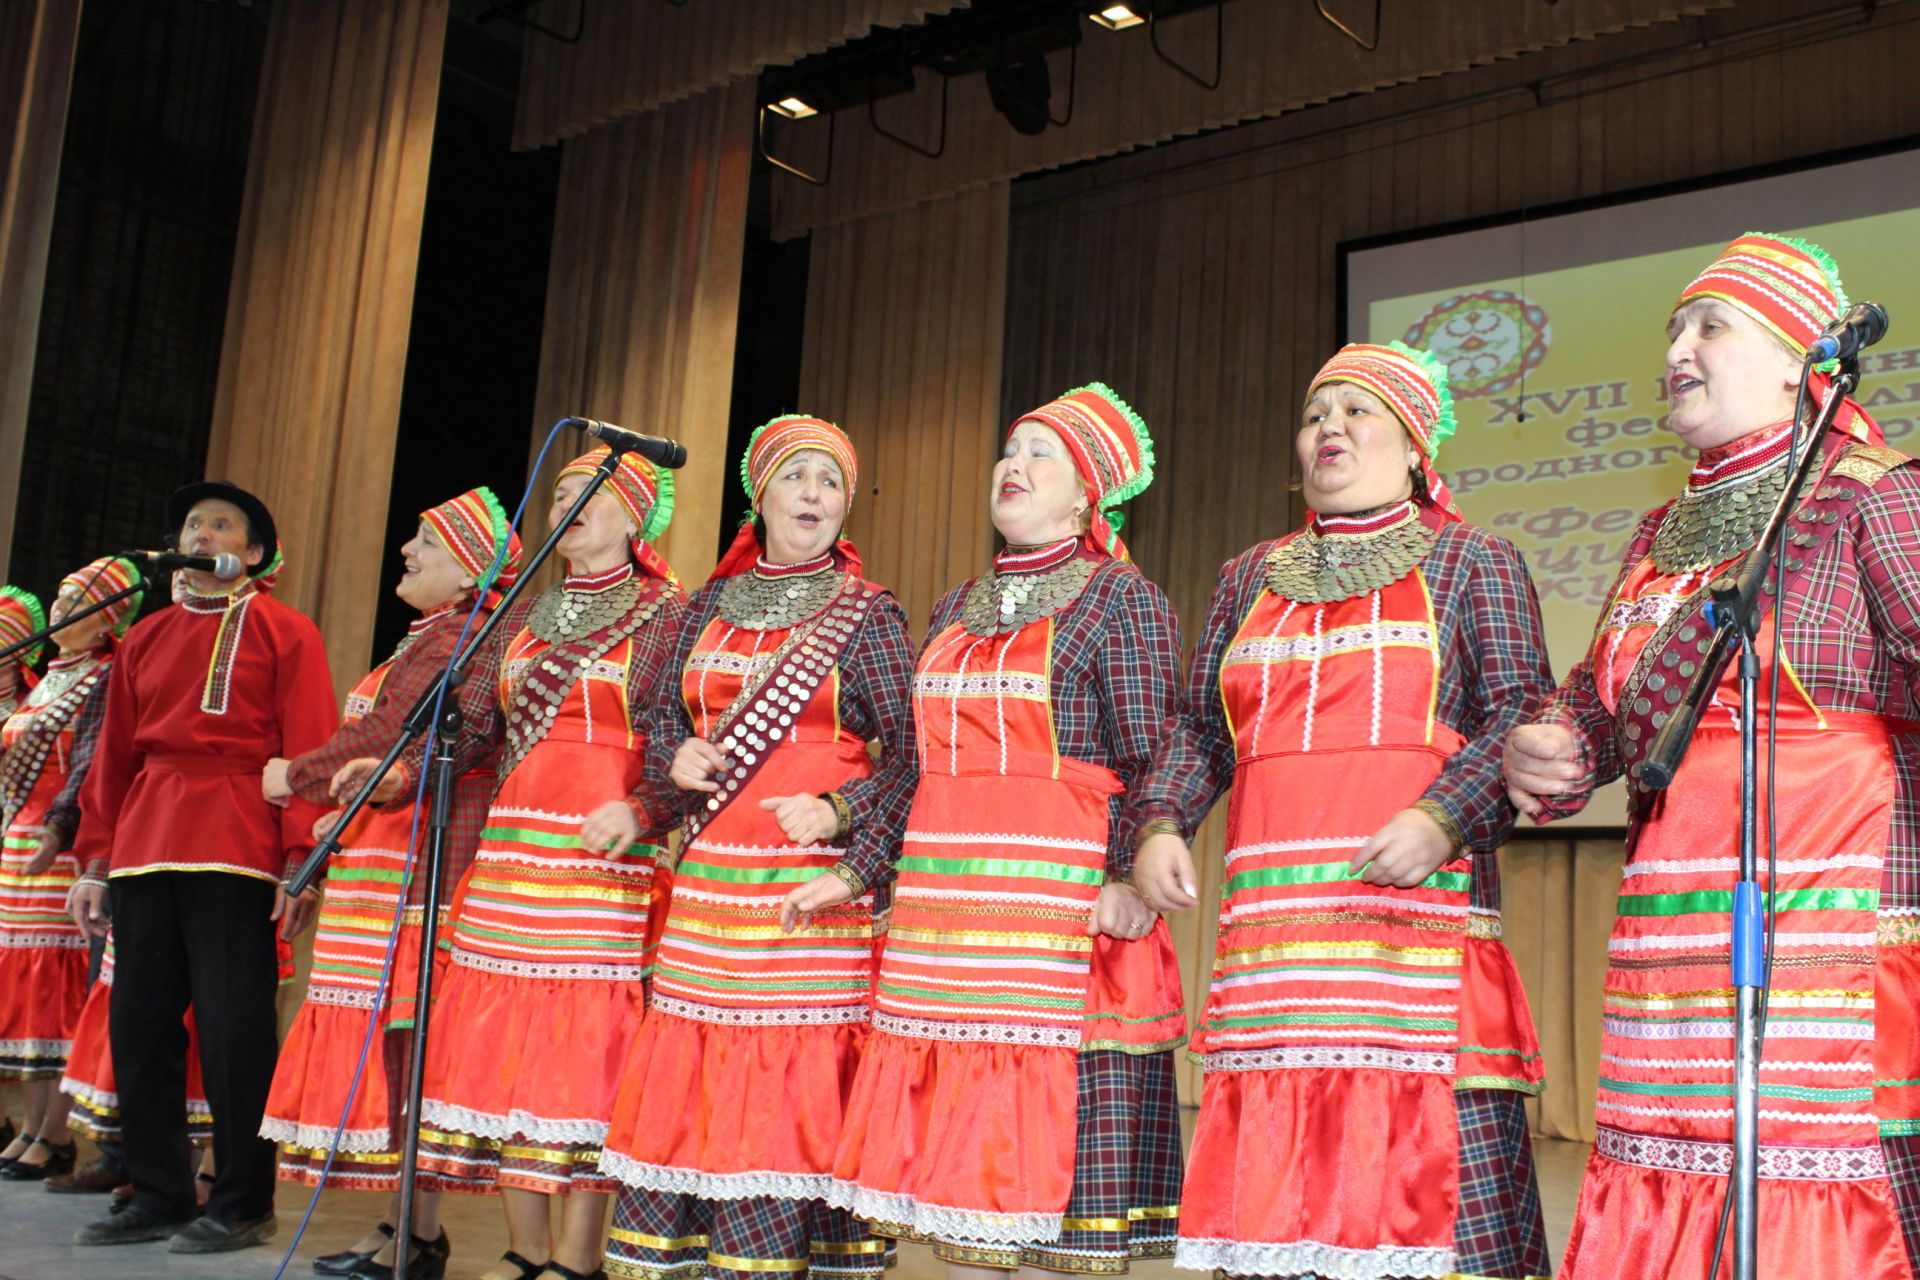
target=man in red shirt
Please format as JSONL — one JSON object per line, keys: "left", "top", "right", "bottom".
{"left": 68, "top": 481, "right": 336, "bottom": 1253}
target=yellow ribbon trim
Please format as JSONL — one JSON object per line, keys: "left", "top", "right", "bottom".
{"left": 607, "top": 1228, "right": 709, "bottom": 1250}
{"left": 886, "top": 926, "right": 1093, "bottom": 951}
{"left": 706, "top": 1254, "right": 807, "bottom": 1272}
{"left": 809, "top": 1240, "right": 891, "bottom": 1255}
{"left": 1220, "top": 941, "right": 1463, "bottom": 965}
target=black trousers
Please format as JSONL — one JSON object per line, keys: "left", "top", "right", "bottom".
{"left": 108, "top": 871, "right": 280, "bottom": 1223}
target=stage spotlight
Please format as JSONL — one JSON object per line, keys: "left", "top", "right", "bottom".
{"left": 1090, "top": 4, "right": 1146, "bottom": 29}
{"left": 986, "top": 54, "right": 1053, "bottom": 135}
{"left": 768, "top": 97, "right": 819, "bottom": 119}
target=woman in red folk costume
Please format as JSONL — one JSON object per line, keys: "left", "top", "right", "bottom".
{"left": 0, "top": 565, "right": 138, "bottom": 1180}
{"left": 1132, "top": 342, "right": 1554, "bottom": 1280}
{"left": 599, "top": 416, "right": 917, "bottom": 1280}
{"left": 406, "top": 448, "right": 686, "bottom": 1280}
{"left": 258, "top": 488, "right": 522, "bottom": 1280}
{"left": 831, "top": 385, "right": 1187, "bottom": 1277}
{"left": 1506, "top": 235, "right": 1920, "bottom": 1278}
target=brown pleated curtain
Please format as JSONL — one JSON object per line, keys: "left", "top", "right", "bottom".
{"left": 512, "top": 0, "right": 966, "bottom": 151}
{"left": 0, "top": 0, "right": 83, "bottom": 578}
{"left": 771, "top": 0, "right": 1721, "bottom": 238}
{"left": 205, "top": 0, "right": 450, "bottom": 698}
{"left": 1502, "top": 838, "right": 1624, "bottom": 1141}
{"left": 525, "top": 81, "right": 755, "bottom": 586}
{"left": 795, "top": 183, "right": 1011, "bottom": 634}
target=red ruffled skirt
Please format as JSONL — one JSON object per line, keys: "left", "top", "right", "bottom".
{"left": 602, "top": 1012, "right": 868, "bottom": 1197}
{"left": 0, "top": 943, "right": 87, "bottom": 1079}
{"left": 63, "top": 971, "right": 212, "bottom": 1145}
{"left": 831, "top": 1033, "right": 1082, "bottom": 1245}
{"left": 1179, "top": 1066, "right": 1460, "bottom": 1278}
{"left": 263, "top": 919, "right": 446, "bottom": 1189}
{"left": 1562, "top": 1147, "right": 1913, "bottom": 1279}
{"left": 416, "top": 962, "right": 646, "bottom": 1194}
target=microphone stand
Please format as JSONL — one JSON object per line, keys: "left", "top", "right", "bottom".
{"left": 0, "top": 575, "right": 152, "bottom": 662}
{"left": 285, "top": 438, "right": 640, "bottom": 1279}
{"left": 1639, "top": 359, "right": 1860, "bottom": 1280}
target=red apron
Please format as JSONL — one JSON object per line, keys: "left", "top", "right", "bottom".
{"left": 1178, "top": 571, "right": 1541, "bottom": 1279}
{"left": 601, "top": 607, "right": 880, "bottom": 1196}
{"left": 1562, "top": 554, "right": 1915, "bottom": 1279}
{"left": 832, "top": 613, "right": 1177, "bottom": 1246}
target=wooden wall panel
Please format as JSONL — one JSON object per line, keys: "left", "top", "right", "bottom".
{"left": 797, "top": 183, "right": 1010, "bottom": 634}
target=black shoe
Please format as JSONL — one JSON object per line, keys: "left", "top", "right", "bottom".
{"left": 167, "top": 1210, "right": 277, "bottom": 1253}
{"left": 537, "top": 1263, "right": 607, "bottom": 1280}
{"left": 493, "top": 1252, "right": 548, "bottom": 1280}
{"left": 347, "top": 1228, "right": 450, "bottom": 1280}
{"left": 75, "top": 1203, "right": 193, "bottom": 1246}
{"left": 315, "top": 1222, "right": 395, "bottom": 1275}
{"left": 0, "top": 1138, "right": 76, "bottom": 1181}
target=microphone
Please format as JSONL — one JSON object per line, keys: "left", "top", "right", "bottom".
{"left": 120, "top": 550, "right": 247, "bottom": 580}
{"left": 562, "top": 418, "right": 689, "bottom": 469}
{"left": 1806, "top": 301, "right": 1889, "bottom": 363}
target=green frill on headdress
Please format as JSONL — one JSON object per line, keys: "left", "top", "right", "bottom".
{"left": 1385, "top": 339, "right": 1458, "bottom": 457}
{"left": 1, "top": 586, "right": 46, "bottom": 668}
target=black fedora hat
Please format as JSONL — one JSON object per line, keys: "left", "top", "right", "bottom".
{"left": 164, "top": 481, "right": 278, "bottom": 577}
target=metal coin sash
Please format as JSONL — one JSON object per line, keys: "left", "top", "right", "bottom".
{"left": 501, "top": 578, "right": 669, "bottom": 783}
{"left": 686, "top": 571, "right": 874, "bottom": 841}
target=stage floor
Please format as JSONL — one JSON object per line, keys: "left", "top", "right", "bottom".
{"left": 0, "top": 1134, "right": 1590, "bottom": 1279}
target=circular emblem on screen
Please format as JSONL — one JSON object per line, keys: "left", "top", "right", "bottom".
{"left": 1401, "top": 290, "right": 1551, "bottom": 398}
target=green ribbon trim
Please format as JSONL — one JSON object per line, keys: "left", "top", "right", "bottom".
{"left": 1615, "top": 887, "right": 1877, "bottom": 917}
{"left": 452, "top": 922, "right": 640, "bottom": 951}
{"left": 1600, "top": 1076, "right": 1873, "bottom": 1103}
{"left": 1219, "top": 960, "right": 1460, "bottom": 981}
{"left": 1454, "top": 1077, "right": 1547, "bottom": 1095}
{"left": 478, "top": 823, "right": 650, "bottom": 856}
{"left": 676, "top": 860, "right": 820, "bottom": 886}
{"left": 1457, "top": 1045, "right": 1544, "bottom": 1062}
{"left": 1225, "top": 861, "right": 1469, "bottom": 895}
{"left": 653, "top": 966, "right": 861, "bottom": 993}
{"left": 896, "top": 856, "right": 1104, "bottom": 886}
{"left": 876, "top": 981, "right": 1082, "bottom": 1010}
{"left": 1204, "top": 1012, "right": 1456, "bottom": 1031}
{"left": 323, "top": 866, "right": 407, "bottom": 885}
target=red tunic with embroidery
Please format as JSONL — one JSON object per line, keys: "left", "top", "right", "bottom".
{"left": 73, "top": 584, "right": 336, "bottom": 884}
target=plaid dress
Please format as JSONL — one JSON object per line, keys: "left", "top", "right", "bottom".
{"left": 602, "top": 567, "right": 916, "bottom": 1280}
{"left": 1540, "top": 436, "right": 1920, "bottom": 1276}
{"left": 1138, "top": 511, "right": 1554, "bottom": 1280}
{"left": 417, "top": 573, "right": 686, "bottom": 1195}
{"left": 263, "top": 605, "right": 502, "bottom": 1189}
{"left": 831, "top": 546, "right": 1187, "bottom": 1274}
